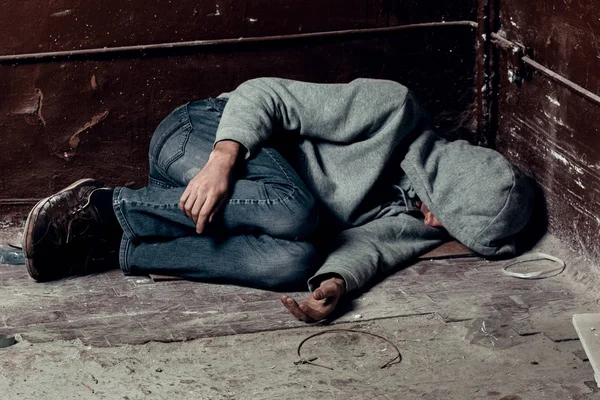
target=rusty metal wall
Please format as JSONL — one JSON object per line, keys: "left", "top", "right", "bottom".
{"left": 494, "top": 1, "right": 600, "bottom": 259}
{"left": 0, "top": 1, "right": 478, "bottom": 219}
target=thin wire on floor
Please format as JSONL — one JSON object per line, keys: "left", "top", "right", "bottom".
{"left": 296, "top": 328, "right": 402, "bottom": 370}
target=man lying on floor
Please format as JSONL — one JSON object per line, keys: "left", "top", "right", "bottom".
{"left": 22, "top": 78, "right": 533, "bottom": 322}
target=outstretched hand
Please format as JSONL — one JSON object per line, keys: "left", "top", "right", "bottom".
{"left": 280, "top": 277, "right": 346, "bottom": 322}
{"left": 179, "top": 141, "right": 241, "bottom": 234}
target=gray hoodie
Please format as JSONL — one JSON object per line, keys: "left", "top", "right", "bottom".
{"left": 216, "top": 78, "right": 533, "bottom": 292}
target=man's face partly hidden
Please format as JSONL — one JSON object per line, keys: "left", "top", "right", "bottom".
{"left": 416, "top": 201, "right": 444, "bottom": 228}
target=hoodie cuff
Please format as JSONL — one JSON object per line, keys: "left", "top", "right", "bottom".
{"left": 307, "top": 266, "right": 361, "bottom": 293}
{"left": 214, "top": 128, "right": 257, "bottom": 160}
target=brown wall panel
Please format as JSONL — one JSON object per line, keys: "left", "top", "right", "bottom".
{"left": 496, "top": 0, "right": 600, "bottom": 259}
{"left": 497, "top": 69, "right": 600, "bottom": 258}
{"left": 0, "top": 28, "right": 476, "bottom": 209}
{"left": 0, "top": 0, "right": 477, "bottom": 55}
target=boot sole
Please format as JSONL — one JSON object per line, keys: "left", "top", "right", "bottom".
{"left": 23, "top": 178, "right": 103, "bottom": 281}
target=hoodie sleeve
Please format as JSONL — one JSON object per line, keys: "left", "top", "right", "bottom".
{"left": 307, "top": 214, "right": 449, "bottom": 292}
{"left": 215, "top": 77, "right": 410, "bottom": 158}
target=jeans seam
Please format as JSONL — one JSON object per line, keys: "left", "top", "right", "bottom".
{"left": 126, "top": 202, "right": 180, "bottom": 208}
{"left": 149, "top": 176, "right": 177, "bottom": 189}
{"left": 228, "top": 148, "right": 299, "bottom": 205}
{"left": 162, "top": 126, "right": 193, "bottom": 172}
{"left": 113, "top": 187, "right": 137, "bottom": 241}
{"left": 119, "top": 235, "right": 132, "bottom": 275}
{"left": 150, "top": 104, "right": 190, "bottom": 166}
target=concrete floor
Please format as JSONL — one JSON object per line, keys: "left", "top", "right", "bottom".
{"left": 1, "top": 225, "right": 600, "bottom": 400}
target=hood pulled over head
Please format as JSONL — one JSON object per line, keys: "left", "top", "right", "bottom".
{"left": 400, "top": 130, "right": 533, "bottom": 257}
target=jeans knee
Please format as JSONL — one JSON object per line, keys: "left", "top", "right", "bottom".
{"left": 259, "top": 241, "right": 319, "bottom": 290}
{"left": 289, "top": 195, "right": 319, "bottom": 239}
{"left": 267, "top": 189, "right": 319, "bottom": 240}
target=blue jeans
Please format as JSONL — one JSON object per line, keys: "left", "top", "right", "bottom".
{"left": 112, "top": 98, "right": 321, "bottom": 290}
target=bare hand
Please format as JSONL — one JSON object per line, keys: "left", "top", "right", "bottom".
{"left": 280, "top": 277, "right": 346, "bottom": 322}
{"left": 179, "top": 141, "right": 241, "bottom": 233}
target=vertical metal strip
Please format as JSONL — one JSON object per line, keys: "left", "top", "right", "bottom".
{"left": 488, "top": 0, "right": 501, "bottom": 148}
{"left": 475, "top": 0, "right": 492, "bottom": 146}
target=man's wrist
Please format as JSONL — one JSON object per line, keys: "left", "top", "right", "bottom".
{"left": 211, "top": 140, "right": 242, "bottom": 168}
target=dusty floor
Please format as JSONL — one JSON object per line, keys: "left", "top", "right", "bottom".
{"left": 1, "top": 225, "right": 600, "bottom": 400}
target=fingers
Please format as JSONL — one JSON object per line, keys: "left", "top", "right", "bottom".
{"left": 313, "top": 285, "right": 333, "bottom": 301}
{"left": 179, "top": 170, "right": 230, "bottom": 233}
{"left": 299, "top": 303, "right": 327, "bottom": 321}
{"left": 181, "top": 189, "right": 225, "bottom": 234}
{"left": 184, "top": 192, "right": 199, "bottom": 220}
{"left": 280, "top": 295, "right": 311, "bottom": 322}
{"left": 280, "top": 294, "right": 335, "bottom": 322}
{"left": 180, "top": 186, "right": 219, "bottom": 233}
{"left": 179, "top": 188, "right": 190, "bottom": 213}
{"left": 313, "top": 280, "right": 341, "bottom": 301}
{"left": 180, "top": 187, "right": 193, "bottom": 218}
{"left": 191, "top": 196, "right": 205, "bottom": 224}
{"left": 180, "top": 183, "right": 199, "bottom": 220}
{"left": 195, "top": 196, "right": 218, "bottom": 234}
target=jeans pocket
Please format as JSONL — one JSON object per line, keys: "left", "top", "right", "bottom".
{"left": 149, "top": 103, "right": 193, "bottom": 172}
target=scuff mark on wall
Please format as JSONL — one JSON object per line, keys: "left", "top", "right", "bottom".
{"left": 572, "top": 220, "right": 593, "bottom": 261}
{"left": 68, "top": 110, "right": 110, "bottom": 149}
{"left": 549, "top": 148, "right": 585, "bottom": 175}
{"left": 549, "top": 148, "right": 568, "bottom": 164}
{"left": 542, "top": 111, "right": 569, "bottom": 129}
{"left": 587, "top": 22, "right": 600, "bottom": 61}
{"left": 52, "top": 110, "right": 109, "bottom": 161}
{"left": 565, "top": 187, "right": 583, "bottom": 201}
{"left": 572, "top": 164, "right": 584, "bottom": 175}
{"left": 33, "top": 89, "right": 46, "bottom": 127}
{"left": 50, "top": 9, "right": 73, "bottom": 17}
{"left": 56, "top": 110, "right": 110, "bottom": 162}
{"left": 546, "top": 95, "right": 561, "bottom": 106}
{"left": 207, "top": 3, "right": 221, "bottom": 17}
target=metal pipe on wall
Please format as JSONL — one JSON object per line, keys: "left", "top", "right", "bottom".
{"left": 0, "top": 21, "right": 478, "bottom": 63}
{"left": 521, "top": 57, "right": 600, "bottom": 107}
{"left": 490, "top": 32, "right": 600, "bottom": 107}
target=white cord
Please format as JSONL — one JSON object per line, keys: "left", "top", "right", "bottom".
{"left": 502, "top": 252, "right": 566, "bottom": 279}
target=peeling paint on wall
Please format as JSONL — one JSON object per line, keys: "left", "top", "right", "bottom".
{"left": 33, "top": 89, "right": 46, "bottom": 128}
{"left": 68, "top": 110, "right": 110, "bottom": 150}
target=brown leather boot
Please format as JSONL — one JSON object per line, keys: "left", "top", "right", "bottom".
{"left": 23, "top": 179, "right": 120, "bottom": 282}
